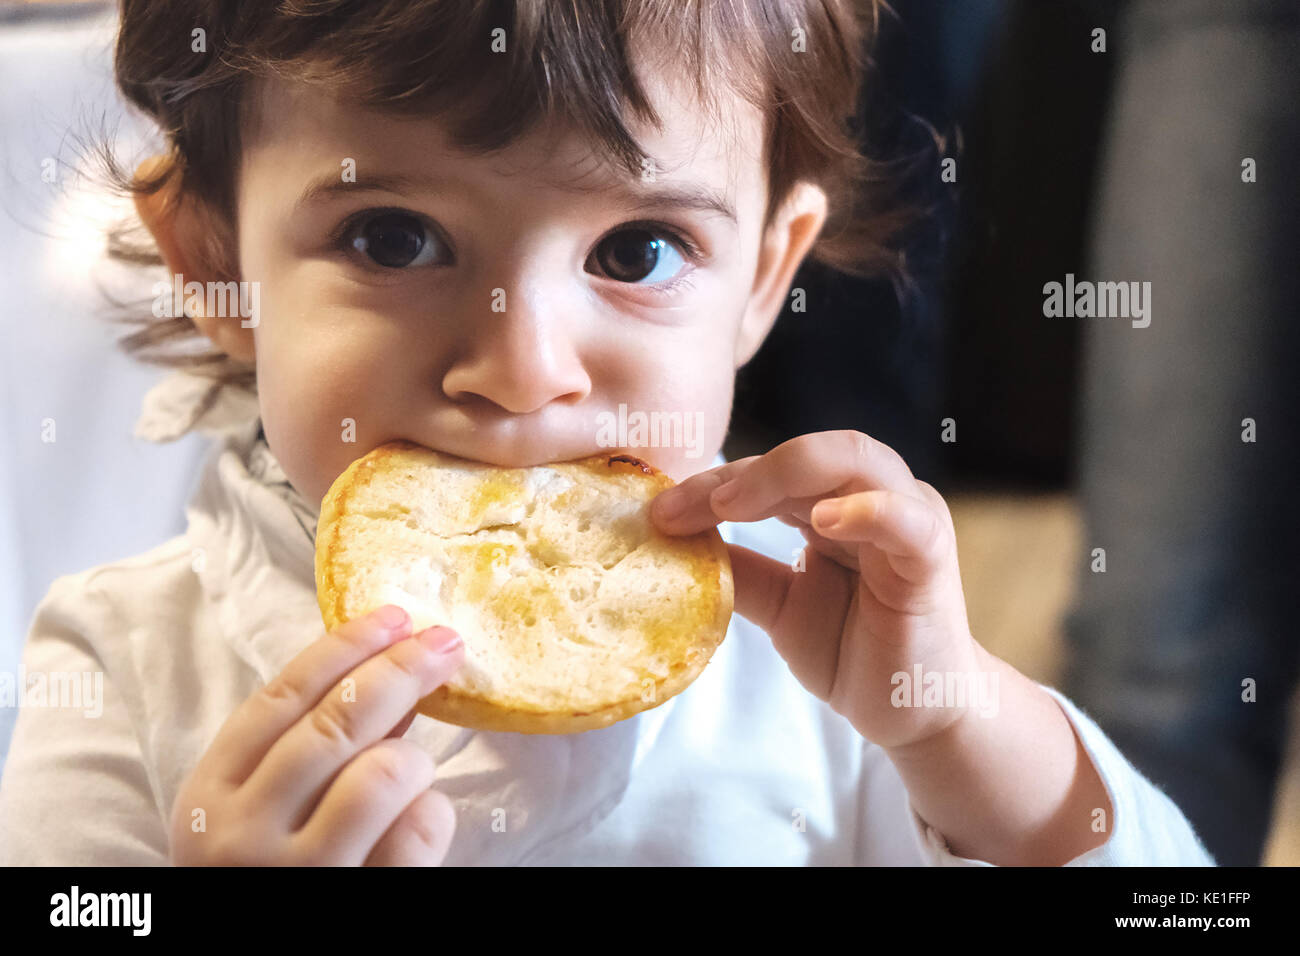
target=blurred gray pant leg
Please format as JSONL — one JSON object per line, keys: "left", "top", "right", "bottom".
{"left": 1062, "top": 0, "right": 1300, "bottom": 866}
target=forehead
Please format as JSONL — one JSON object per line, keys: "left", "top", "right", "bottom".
{"left": 241, "top": 64, "right": 766, "bottom": 214}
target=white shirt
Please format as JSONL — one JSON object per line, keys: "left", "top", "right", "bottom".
{"left": 0, "top": 372, "right": 1215, "bottom": 865}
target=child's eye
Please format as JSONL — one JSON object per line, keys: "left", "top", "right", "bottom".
{"left": 338, "top": 210, "right": 449, "bottom": 269}
{"left": 585, "top": 226, "right": 696, "bottom": 287}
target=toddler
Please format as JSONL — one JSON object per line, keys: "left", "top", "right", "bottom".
{"left": 0, "top": 0, "right": 1213, "bottom": 866}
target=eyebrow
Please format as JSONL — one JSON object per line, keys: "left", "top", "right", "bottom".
{"left": 293, "top": 170, "right": 738, "bottom": 224}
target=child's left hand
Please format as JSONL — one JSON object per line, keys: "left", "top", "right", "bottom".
{"left": 652, "top": 430, "right": 979, "bottom": 751}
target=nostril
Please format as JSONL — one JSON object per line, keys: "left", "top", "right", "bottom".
{"left": 442, "top": 348, "right": 592, "bottom": 414}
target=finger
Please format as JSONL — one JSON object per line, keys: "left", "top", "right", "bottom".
{"left": 711, "top": 430, "right": 917, "bottom": 522}
{"left": 364, "top": 789, "right": 458, "bottom": 867}
{"left": 658, "top": 478, "right": 833, "bottom": 534}
{"left": 794, "top": 522, "right": 864, "bottom": 571}
{"left": 726, "top": 540, "right": 852, "bottom": 639}
{"left": 727, "top": 541, "right": 856, "bottom": 700}
{"left": 651, "top": 456, "right": 761, "bottom": 534}
{"left": 753, "top": 496, "right": 825, "bottom": 529}
{"left": 811, "top": 489, "right": 950, "bottom": 584}
{"left": 914, "top": 479, "right": 956, "bottom": 535}
{"left": 386, "top": 707, "right": 418, "bottom": 740}
{"left": 725, "top": 541, "right": 795, "bottom": 634}
{"left": 244, "top": 625, "right": 464, "bottom": 827}
{"left": 291, "top": 738, "right": 438, "bottom": 866}
{"left": 201, "top": 605, "right": 415, "bottom": 786}
{"left": 659, "top": 431, "right": 918, "bottom": 534}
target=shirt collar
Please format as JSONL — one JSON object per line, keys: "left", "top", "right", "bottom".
{"left": 134, "top": 368, "right": 259, "bottom": 444}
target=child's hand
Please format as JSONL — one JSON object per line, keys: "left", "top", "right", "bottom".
{"left": 169, "top": 605, "right": 465, "bottom": 866}
{"left": 652, "top": 430, "right": 976, "bottom": 751}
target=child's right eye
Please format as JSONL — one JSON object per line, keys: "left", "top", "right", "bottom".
{"left": 336, "top": 209, "right": 452, "bottom": 269}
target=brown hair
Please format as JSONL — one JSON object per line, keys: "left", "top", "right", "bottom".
{"left": 97, "top": 0, "right": 918, "bottom": 391}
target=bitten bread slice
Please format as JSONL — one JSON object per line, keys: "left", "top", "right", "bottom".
{"left": 315, "top": 442, "right": 734, "bottom": 734}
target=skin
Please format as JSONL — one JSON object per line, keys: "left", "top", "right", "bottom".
{"left": 653, "top": 436, "right": 1113, "bottom": 864}
{"left": 169, "top": 606, "right": 466, "bottom": 866}
{"left": 138, "top": 60, "right": 1110, "bottom": 866}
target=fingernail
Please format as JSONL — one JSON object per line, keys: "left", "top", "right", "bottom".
{"left": 373, "top": 605, "right": 409, "bottom": 630}
{"left": 417, "top": 626, "right": 463, "bottom": 654}
{"left": 814, "top": 499, "right": 842, "bottom": 527}
{"left": 712, "top": 480, "right": 740, "bottom": 505}
{"left": 655, "top": 490, "right": 687, "bottom": 521}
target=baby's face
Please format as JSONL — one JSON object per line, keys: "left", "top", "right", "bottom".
{"left": 233, "top": 69, "right": 819, "bottom": 507}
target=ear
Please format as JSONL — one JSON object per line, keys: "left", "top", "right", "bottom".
{"left": 132, "top": 154, "right": 255, "bottom": 363}
{"left": 734, "top": 180, "right": 828, "bottom": 368}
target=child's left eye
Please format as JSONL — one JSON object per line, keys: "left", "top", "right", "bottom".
{"left": 585, "top": 227, "right": 696, "bottom": 287}
{"left": 338, "top": 210, "right": 449, "bottom": 269}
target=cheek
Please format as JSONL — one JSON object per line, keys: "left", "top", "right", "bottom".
{"left": 589, "top": 329, "right": 734, "bottom": 482}
{"left": 253, "top": 312, "right": 398, "bottom": 507}
{"left": 659, "top": 359, "right": 734, "bottom": 480}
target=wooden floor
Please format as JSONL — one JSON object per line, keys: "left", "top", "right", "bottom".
{"left": 948, "top": 491, "right": 1299, "bottom": 867}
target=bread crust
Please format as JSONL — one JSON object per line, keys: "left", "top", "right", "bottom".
{"left": 315, "top": 442, "right": 734, "bottom": 734}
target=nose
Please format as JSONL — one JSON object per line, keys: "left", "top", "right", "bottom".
{"left": 441, "top": 285, "right": 592, "bottom": 414}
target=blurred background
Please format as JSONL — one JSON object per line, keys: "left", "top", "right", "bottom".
{"left": 1, "top": 0, "right": 1296, "bottom": 865}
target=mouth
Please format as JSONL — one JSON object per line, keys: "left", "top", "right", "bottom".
{"left": 410, "top": 402, "right": 699, "bottom": 474}
{"left": 399, "top": 439, "right": 667, "bottom": 474}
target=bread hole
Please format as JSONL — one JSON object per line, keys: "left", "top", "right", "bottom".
{"left": 523, "top": 614, "right": 537, "bottom": 627}
{"left": 577, "top": 518, "right": 591, "bottom": 532}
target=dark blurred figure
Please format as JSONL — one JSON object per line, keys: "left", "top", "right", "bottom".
{"left": 730, "top": 0, "right": 1121, "bottom": 488}
{"left": 942, "top": 0, "right": 1121, "bottom": 488}
{"left": 727, "top": 0, "right": 1002, "bottom": 484}
{"left": 1063, "top": 0, "right": 1300, "bottom": 866}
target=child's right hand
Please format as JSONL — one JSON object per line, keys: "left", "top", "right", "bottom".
{"left": 168, "top": 605, "right": 465, "bottom": 866}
